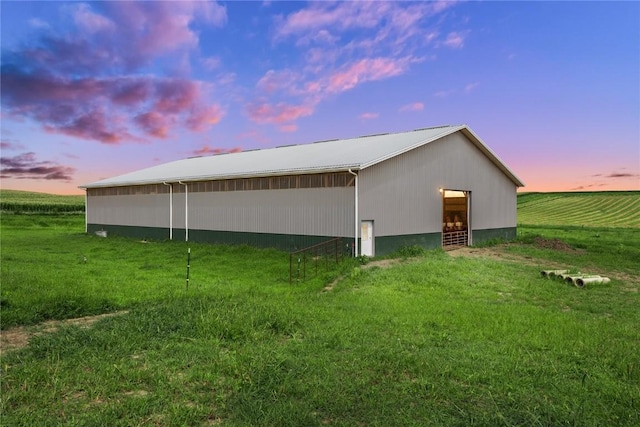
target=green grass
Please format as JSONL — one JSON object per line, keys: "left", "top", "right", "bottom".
{"left": 518, "top": 191, "right": 640, "bottom": 228}
{"left": 1, "top": 191, "right": 639, "bottom": 425}
{"left": 0, "top": 189, "right": 85, "bottom": 214}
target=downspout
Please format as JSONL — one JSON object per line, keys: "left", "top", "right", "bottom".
{"left": 178, "top": 181, "right": 188, "bottom": 241}
{"left": 162, "top": 182, "right": 173, "bottom": 240}
{"left": 348, "top": 169, "right": 358, "bottom": 257}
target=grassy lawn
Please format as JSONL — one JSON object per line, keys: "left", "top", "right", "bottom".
{"left": 1, "top": 193, "right": 639, "bottom": 426}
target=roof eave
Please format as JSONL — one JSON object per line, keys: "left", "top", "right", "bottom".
{"left": 79, "top": 165, "right": 362, "bottom": 189}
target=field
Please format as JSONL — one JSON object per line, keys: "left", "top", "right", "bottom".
{"left": 517, "top": 191, "right": 640, "bottom": 228}
{"left": 1, "top": 191, "right": 639, "bottom": 426}
{"left": 0, "top": 189, "right": 85, "bottom": 214}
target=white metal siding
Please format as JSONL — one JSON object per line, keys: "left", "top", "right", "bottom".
{"left": 88, "top": 187, "right": 354, "bottom": 237}
{"left": 359, "top": 132, "right": 517, "bottom": 236}
{"left": 188, "top": 188, "right": 353, "bottom": 236}
{"left": 87, "top": 194, "right": 169, "bottom": 227}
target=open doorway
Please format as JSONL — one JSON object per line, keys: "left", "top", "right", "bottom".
{"left": 442, "top": 190, "right": 469, "bottom": 248}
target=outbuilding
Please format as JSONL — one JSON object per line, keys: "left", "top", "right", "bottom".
{"left": 80, "top": 124, "right": 524, "bottom": 256}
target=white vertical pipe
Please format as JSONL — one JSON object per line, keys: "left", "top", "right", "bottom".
{"left": 348, "top": 169, "right": 358, "bottom": 257}
{"left": 178, "top": 181, "right": 188, "bottom": 241}
{"left": 162, "top": 182, "right": 173, "bottom": 240}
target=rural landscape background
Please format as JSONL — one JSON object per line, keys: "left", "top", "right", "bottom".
{"left": 1, "top": 1, "right": 638, "bottom": 195}
{"left": 1, "top": 189, "right": 638, "bottom": 425}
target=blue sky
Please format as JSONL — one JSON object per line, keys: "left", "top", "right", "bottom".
{"left": 1, "top": 0, "right": 638, "bottom": 194}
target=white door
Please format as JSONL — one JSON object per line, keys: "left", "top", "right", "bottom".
{"left": 361, "top": 221, "right": 374, "bottom": 256}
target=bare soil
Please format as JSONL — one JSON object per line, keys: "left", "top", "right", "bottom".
{"left": 1, "top": 311, "right": 128, "bottom": 355}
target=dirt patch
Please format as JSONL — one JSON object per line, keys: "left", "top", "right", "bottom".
{"left": 322, "top": 258, "right": 405, "bottom": 292}
{"left": 0, "top": 311, "right": 128, "bottom": 355}
{"left": 532, "top": 236, "right": 579, "bottom": 252}
{"left": 447, "top": 245, "right": 550, "bottom": 267}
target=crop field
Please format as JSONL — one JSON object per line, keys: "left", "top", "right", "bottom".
{"left": 1, "top": 191, "right": 639, "bottom": 426}
{"left": 0, "top": 189, "right": 85, "bottom": 214}
{"left": 518, "top": 191, "right": 640, "bottom": 228}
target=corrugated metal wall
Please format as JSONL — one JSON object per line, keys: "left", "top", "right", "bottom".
{"left": 187, "top": 188, "right": 354, "bottom": 236}
{"left": 87, "top": 193, "right": 169, "bottom": 227}
{"left": 88, "top": 187, "right": 354, "bottom": 238}
{"left": 359, "top": 132, "right": 517, "bottom": 237}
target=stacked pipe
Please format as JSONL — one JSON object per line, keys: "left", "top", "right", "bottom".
{"left": 540, "top": 270, "right": 610, "bottom": 288}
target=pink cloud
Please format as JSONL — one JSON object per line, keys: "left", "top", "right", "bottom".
{"left": 327, "top": 57, "right": 409, "bottom": 93}
{"left": 43, "top": 108, "right": 133, "bottom": 144}
{"left": 275, "top": 1, "right": 457, "bottom": 51}
{"left": 72, "top": 3, "right": 116, "bottom": 33}
{"left": 186, "top": 105, "right": 224, "bottom": 132}
{"left": 257, "top": 70, "right": 299, "bottom": 93}
{"left": 279, "top": 123, "right": 298, "bottom": 133}
{"left": 110, "top": 79, "right": 151, "bottom": 106}
{"left": 192, "top": 145, "right": 242, "bottom": 156}
{"left": 400, "top": 102, "right": 424, "bottom": 112}
{"left": 442, "top": 31, "right": 468, "bottom": 49}
{"left": 246, "top": 100, "right": 314, "bottom": 125}
{"left": 274, "top": 2, "right": 385, "bottom": 39}
{"left": 0, "top": 141, "right": 27, "bottom": 151}
{"left": 256, "top": 2, "right": 461, "bottom": 133}
{"left": 135, "top": 111, "right": 171, "bottom": 139}
{"left": 359, "top": 112, "right": 379, "bottom": 120}
{"left": 0, "top": 2, "right": 227, "bottom": 144}
{"left": 106, "top": 1, "right": 227, "bottom": 68}
{"left": 1, "top": 64, "right": 221, "bottom": 143}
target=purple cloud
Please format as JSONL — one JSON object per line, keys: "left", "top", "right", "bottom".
{"left": 0, "top": 152, "right": 75, "bottom": 181}
{"left": 0, "top": 140, "right": 26, "bottom": 151}
{"left": 1, "top": 2, "right": 227, "bottom": 144}
{"left": 192, "top": 145, "right": 242, "bottom": 156}
{"left": 606, "top": 172, "right": 638, "bottom": 179}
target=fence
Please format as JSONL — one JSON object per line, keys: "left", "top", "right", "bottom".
{"left": 289, "top": 237, "right": 348, "bottom": 284}
{"left": 442, "top": 230, "right": 468, "bottom": 249}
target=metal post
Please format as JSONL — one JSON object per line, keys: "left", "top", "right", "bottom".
{"left": 186, "top": 247, "right": 191, "bottom": 289}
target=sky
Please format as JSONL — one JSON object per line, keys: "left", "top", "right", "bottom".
{"left": 1, "top": 0, "right": 638, "bottom": 195}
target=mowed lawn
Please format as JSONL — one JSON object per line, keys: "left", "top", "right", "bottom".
{"left": 1, "top": 193, "right": 639, "bottom": 426}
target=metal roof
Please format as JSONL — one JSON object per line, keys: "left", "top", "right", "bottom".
{"left": 80, "top": 124, "right": 524, "bottom": 188}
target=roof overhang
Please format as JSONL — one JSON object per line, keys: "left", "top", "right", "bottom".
{"left": 79, "top": 165, "right": 361, "bottom": 189}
